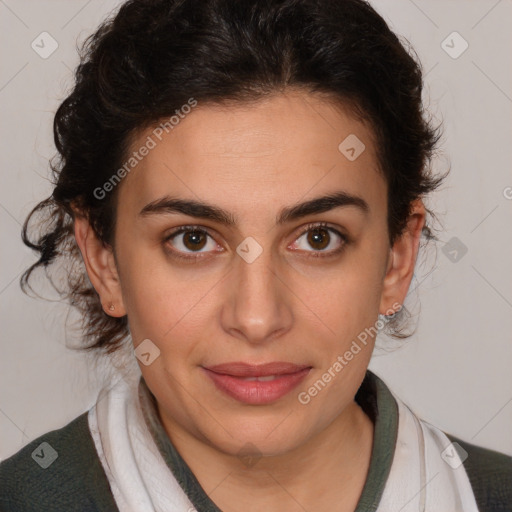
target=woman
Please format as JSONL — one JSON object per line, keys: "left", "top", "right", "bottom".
{"left": 1, "top": 0, "right": 510, "bottom": 511}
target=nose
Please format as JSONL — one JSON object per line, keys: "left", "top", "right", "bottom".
{"left": 221, "top": 242, "right": 293, "bottom": 345}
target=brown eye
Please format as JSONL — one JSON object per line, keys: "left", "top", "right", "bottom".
{"left": 183, "top": 230, "right": 207, "bottom": 251}
{"left": 166, "top": 227, "right": 218, "bottom": 255}
{"left": 307, "top": 227, "right": 330, "bottom": 250}
{"left": 291, "top": 223, "right": 347, "bottom": 255}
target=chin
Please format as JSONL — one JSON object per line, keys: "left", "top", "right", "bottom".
{"left": 200, "top": 412, "right": 311, "bottom": 459}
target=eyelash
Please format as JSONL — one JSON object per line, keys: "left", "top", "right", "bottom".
{"left": 162, "top": 222, "right": 349, "bottom": 262}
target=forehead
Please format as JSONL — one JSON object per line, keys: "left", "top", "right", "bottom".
{"left": 118, "top": 90, "right": 385, "bottom": 220}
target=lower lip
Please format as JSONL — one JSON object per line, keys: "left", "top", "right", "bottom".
{"left": 202, "top": 368, "right": 311, "bottom": 405}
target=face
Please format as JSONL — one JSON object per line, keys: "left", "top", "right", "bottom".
{"left": 76, "top": 89, "right": 423, "bottom": 458}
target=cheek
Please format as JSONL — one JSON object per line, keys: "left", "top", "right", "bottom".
{"left": 302, "top": 249, "right": 386, "bottom": 343}
{"left": 116, "top": 245, "right": 222, "bottom": 353}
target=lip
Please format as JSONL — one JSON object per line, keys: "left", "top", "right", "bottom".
{"left": 202, "top": 362, "right": 312, "bottom": 405}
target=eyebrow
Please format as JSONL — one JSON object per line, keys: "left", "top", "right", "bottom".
{"left": 139, "top": 191, "right": 369, "bottom": 226}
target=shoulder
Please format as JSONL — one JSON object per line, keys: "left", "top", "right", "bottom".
{"left": 0, "top": 411, "right": 118, "bottom": 512}
{"left": 445, "top": 433, "right": 512, "bottom": 512}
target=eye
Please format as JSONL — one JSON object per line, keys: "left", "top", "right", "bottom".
{"left": 164, "top": 226, "right": 221, "bottom": 259}
{"left": 290, "top": 222, "right": 347, "bottom": 256}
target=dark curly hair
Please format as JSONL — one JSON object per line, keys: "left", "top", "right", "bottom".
{"left": 21, "top": 0, "right": 445, "bottom": 355}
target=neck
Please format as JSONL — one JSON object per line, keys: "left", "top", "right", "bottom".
{"left": 158, "top": 399, "right": 374, "bottom": 511}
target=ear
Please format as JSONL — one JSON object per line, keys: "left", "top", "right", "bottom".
{"left": 73, "top": 214, "right": 126, "bottom": 317}
{"left": 379, "top": 199, "right": 426, "bottom": 315}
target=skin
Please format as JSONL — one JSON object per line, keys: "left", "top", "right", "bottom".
{"left": 74, "top": 88, "right": 425, "bottom": 511}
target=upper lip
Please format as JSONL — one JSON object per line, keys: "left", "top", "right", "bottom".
{"left": 204, "top": 362, "right": 311, "bottom": 378}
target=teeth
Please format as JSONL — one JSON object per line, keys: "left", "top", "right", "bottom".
{"left": 241, "top": 375, "right": 278, "bottom": 382}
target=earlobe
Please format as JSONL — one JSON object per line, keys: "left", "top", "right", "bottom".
{"left": 73, "top": 215, "right": 127, "bottom": 317}
{"left": 379, "top": 200, "right": 426, "bottom": 315}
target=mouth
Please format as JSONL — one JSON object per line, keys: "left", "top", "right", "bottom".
{"left": 202, "top": 362, "right": 312, "bottom": 405}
